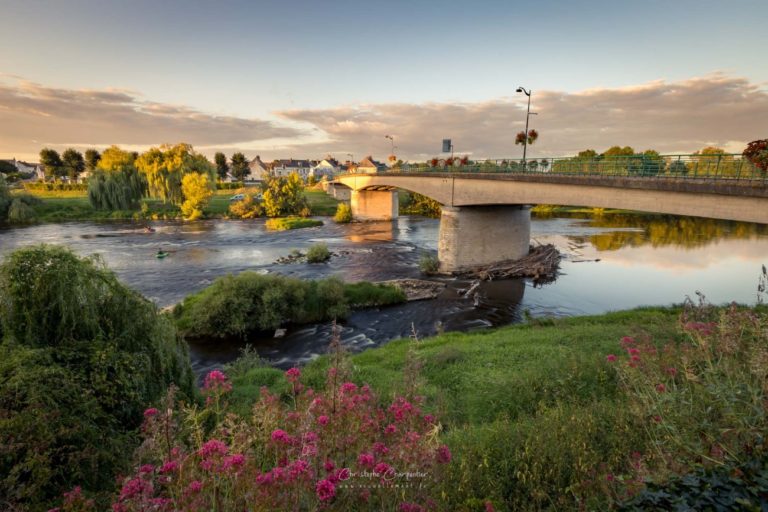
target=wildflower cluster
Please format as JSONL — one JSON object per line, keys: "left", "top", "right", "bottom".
{"left": 59, "top": 365, "right": 450, "bottom": 511}
{"left": 604, "top": 300, "right": 768, "bottom": 502}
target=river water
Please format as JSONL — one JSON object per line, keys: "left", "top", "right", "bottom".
{"left": 1, "top": 214, "right": 766, "bottom": 375}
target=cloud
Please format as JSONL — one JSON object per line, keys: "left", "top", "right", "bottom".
{"left": 0, "top": 78, "right": 302, "bottom": 159}
{"left": 276, "top": 73, "right": 768, "bottom": 160}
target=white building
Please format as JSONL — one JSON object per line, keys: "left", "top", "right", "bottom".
{"left": 311, "top": 157, "right": 341, "bottom": 179}
{"left": 271, "top": 159, "right": 313, "bottom": 179}
{"left": 246, "top": 155, "right": 270, "bottom": 182}
{"left": 356, "top": 155, "right": 386, "bottom": 174}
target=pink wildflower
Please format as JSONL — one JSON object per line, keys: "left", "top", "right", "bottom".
{"left": 316, "top": 479, "right": 336, "bottom": 501}
{"left": 606, "top": 354, "right": 617, "bottom": 362}
{"left": 485, "top": 501, "right": 495, "bottom": 512}
{"left": 159, "top": 461, "right": 178, "bottom": 474}
{"left": 317, "top": 415, "right": 329, "bottom": 425}
{"left": 203, "top": 370, "right": 232, "bottom": 394}
{"left": 656, "top": 383, "right": 666, "bottom": 393}
{"left": 666, "top": 367, "right": 678, "bottom": 376}
{"left": 384, "top": 424, "right": 397, "bottom": 434}
{"left": 372, "top": 442, "right": 389, "bottom": 455}
{"left": 436, "top": 445, "right": 452, "bottom": 464}
{"left": 222, "top": 454, "right": 246, "bottom": 471}
{"left": 341, "top": 382, "right": 357, "bottom": 393}
{"left": 143, "top": 408, "right": 159, "bottom": 418}
{"left": 324, "top": 460, "right": 335, "bottom": 472}
{"left": 271, "top": 429, "right": 292, "bottom": 444}
{"left": 399, "top": 503, "right": 425, "bottom": 512}
{"left": 139, "top": 464, "right": 154, "bottom": 474}
{"left": 187, "top": 480, "right": 203, "bottom": 493}
{"left": 358, "top": 452, "right": 375, "bottom": 467}
{"left": 199, "top": 439, "right": 228, "bottom": 457}
{"left": 374, "top": 462, "right": 392, "bottom": 477}
{"left": 285, "top": 367, "right": 301, "bottom": 381}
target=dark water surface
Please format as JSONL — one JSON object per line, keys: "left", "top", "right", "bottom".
{"left": 2, "top": 214, "right": 766, "bottom": 374}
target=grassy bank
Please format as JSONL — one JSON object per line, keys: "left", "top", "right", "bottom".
{"left": 225, "top": 305, "right": 768, "bottom": 509}
{"left": 10, "top": 188, "right": 339, "bottom": 223}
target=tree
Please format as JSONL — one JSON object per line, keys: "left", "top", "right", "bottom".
{"left": 84, "top": 149, "right": 101, "bottom": 172}
{"left": 0, "top": 160, "right": 16, "bottom": 175}
{"left": 214, "top": 152, "right": 229, "bottom": 181}
{"left": 61, "top": 148, "right": 85, "bottom": 180}
{"left": 262, "top": 171, "right": 308, "bottom": 217}
{"left": 180, "top": 172, "right": 214, "bottom": 220}
{"left": 87, "top": 146, "right": 146, "bottom": 211}
{"left": 230, "top": 152, "right": 250, "bottom": 181}
{"left": 39, "top": 148, "right": 63, "bottom": 178}
{"left": 135, "top": 143, "right": 215, "bottom": 205}
{"left": 742, "top": 139, "right": 768, "bottom": 175}
{"left": 577, "top": 149, "right": 598, "bottom": 160}
{"left": 601, "top": 146, "right": 635, "bottom": 157}
{"left": 0, "top": 245, "right": 194, "bottom": 509}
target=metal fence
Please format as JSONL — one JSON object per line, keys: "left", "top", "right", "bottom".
{"left": 342, "top": 154, "right": 766, "bottom": 183}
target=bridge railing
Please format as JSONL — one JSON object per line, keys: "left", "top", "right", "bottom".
{"left": 340, "top": 154, "right": 766, "bottom": 183}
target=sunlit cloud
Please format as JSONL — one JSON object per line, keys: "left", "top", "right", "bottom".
{"left": 276, "top": 73, "right": 768, "bottom": 161}
{"left": 0, "top": 77, "right": 303, "bottom": 159}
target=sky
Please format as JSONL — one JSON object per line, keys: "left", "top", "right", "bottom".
{"left": 0, "top": 0, "right": 766, "bottom": 162}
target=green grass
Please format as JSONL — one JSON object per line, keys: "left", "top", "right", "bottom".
{"left": 225, "top": 306, "right": 685, "bottom": 509}
{"left": 229, "top": 306, "right": 681, "bottom": 425}
{"left": 304, "top": 190, "right": 339, "bottom": 216}
{"left": 343, "top": 281, "right": 407, "bottom": 307}
{"left": 265, "top": 217, "right": 323, "bottom": 231}
{"left": 13, "top": 188, "right": 338, "bottom": 222}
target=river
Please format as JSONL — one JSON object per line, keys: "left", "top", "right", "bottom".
{"left": 1, "top": 213, "right": 766, "bottom": 375}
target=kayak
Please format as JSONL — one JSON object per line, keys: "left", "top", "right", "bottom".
{"left": 156, "top": 252, "right": 169, "bottom": 259}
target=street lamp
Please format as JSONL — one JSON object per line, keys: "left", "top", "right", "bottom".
{"left": 516, "top": 87, "right": 537, "bottom": 165}
{"left": 384, "top": 134, "right": 395, "bottom": 154}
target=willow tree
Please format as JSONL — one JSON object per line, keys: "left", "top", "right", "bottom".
{"left": 135, "top": 143, "right": 215, "bottom": 205}
{"left": 87, "top": 146, "right": 147, "bottom": 211}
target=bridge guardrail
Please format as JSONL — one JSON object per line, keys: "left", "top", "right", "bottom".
{"left": 338, "top": 154, "right": 767, "bottom": 184}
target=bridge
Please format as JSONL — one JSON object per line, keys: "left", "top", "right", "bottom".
{"left": 334, "top": 154, "right": 768, "bottom": 272}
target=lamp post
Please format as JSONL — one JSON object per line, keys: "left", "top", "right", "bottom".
{"left": 516, "top": 87, "right": 536, "bottom": 165}
{"left": 384, "top": 134, "right": 395, "bottom": 154}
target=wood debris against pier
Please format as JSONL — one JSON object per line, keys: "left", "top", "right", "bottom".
{"left": 455, "top": 244, "right": 561, "bottom": 283}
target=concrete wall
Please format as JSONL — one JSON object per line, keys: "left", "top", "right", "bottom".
{"left": 336, "top": 173, "right": 768, "bottom": 224}
{"left": 350, "top": 189, "right": 398, "bottom": 221}
{"left": 438, "top": 205, "right": 531, "bottom": 272}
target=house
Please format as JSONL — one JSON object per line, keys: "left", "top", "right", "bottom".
{"left": 246, "top": 155, "right": 270, "bottom": 182}
{"left": 311, "top": 157, "right": 341, "bottom": 179}
{"left": 356, "top": 155, "right": 386, "bottom": 174}
{"left": 271, "top": 159, "right": 313, "bottom": 179}
{"left": 1, "top": 159, "right": 44, "bottom": 179}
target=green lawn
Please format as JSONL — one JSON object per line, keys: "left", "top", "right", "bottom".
{"left": 13, "top": 187, "right": 340, "bottom": 222}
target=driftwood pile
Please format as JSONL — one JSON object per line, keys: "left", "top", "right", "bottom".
{"left": 455, "top": 244, "right": 561, "bottom": 283}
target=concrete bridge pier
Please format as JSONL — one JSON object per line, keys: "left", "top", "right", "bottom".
{"left": 350, "top": 189, "right": 399, "bottom": 221}
{"left": 438, "top": 205, "right": 531, "bottom": 273}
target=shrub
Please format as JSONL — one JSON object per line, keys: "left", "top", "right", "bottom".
{"left": 743, "top": 139, "right": 768, "bottom": 174}
{"left": 228, "top": 194, "right": 263, "bottom": 219}
{"left": 180, "top": 172, "right": 214, "bottom": 220}
{"left": 419, "top": 252, "right": 439, "bottom": 274}
{"left": 306, "top": 243, "right": 331, "bottom": 263}
{"left": 0, "top": 245, "right": 194, "bottom": 509}
{"left": 265, "top": 216, "right": 323, "bottom": 231}
{"left": 173, "top": 273, "right": 350, "bottom": 338}
{"left": 7, "top": 197, "right": 36, "bottom": 223}
{"left": 333, "top": 202, "right": 352, "bottom": 223}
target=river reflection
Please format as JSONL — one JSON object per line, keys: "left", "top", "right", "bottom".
{"left": 1, "top": 213, "right": 766, "bottom": 374}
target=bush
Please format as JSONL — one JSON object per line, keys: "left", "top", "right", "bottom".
{"left": 265, "top": 216, "right": 323, "bottom": 231}
{"left": 0, "top": 245, "right": 194, "bottom": 509}
{"left": 0, "top": 174, "right": 11, "bottom": 220}
{"left": 306, "top": 243, "right": 331, "bottom": 263}
{"left": 333, "top": 202, "right": 352, "bottom": 223}
{"left": 419, "top": 252, "right": 439, "bottom": 274}
{"left": 228, "top": 194, "right": 263, "bottom": 219}
{"left": 343, "top": 281, "right": 407, "bottom": 307}
{"left": 173, "top": 273, "right": 350, "bottom": 338}
{"left": 7, "top": 197, "right": 37, "bottom": 223}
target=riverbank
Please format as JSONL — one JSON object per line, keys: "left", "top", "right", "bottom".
{"left": 224, "top": 303, "right": 768, "bottom": 510}
{"left": 7, "top": 188, "right": 340, "bottom": 223}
